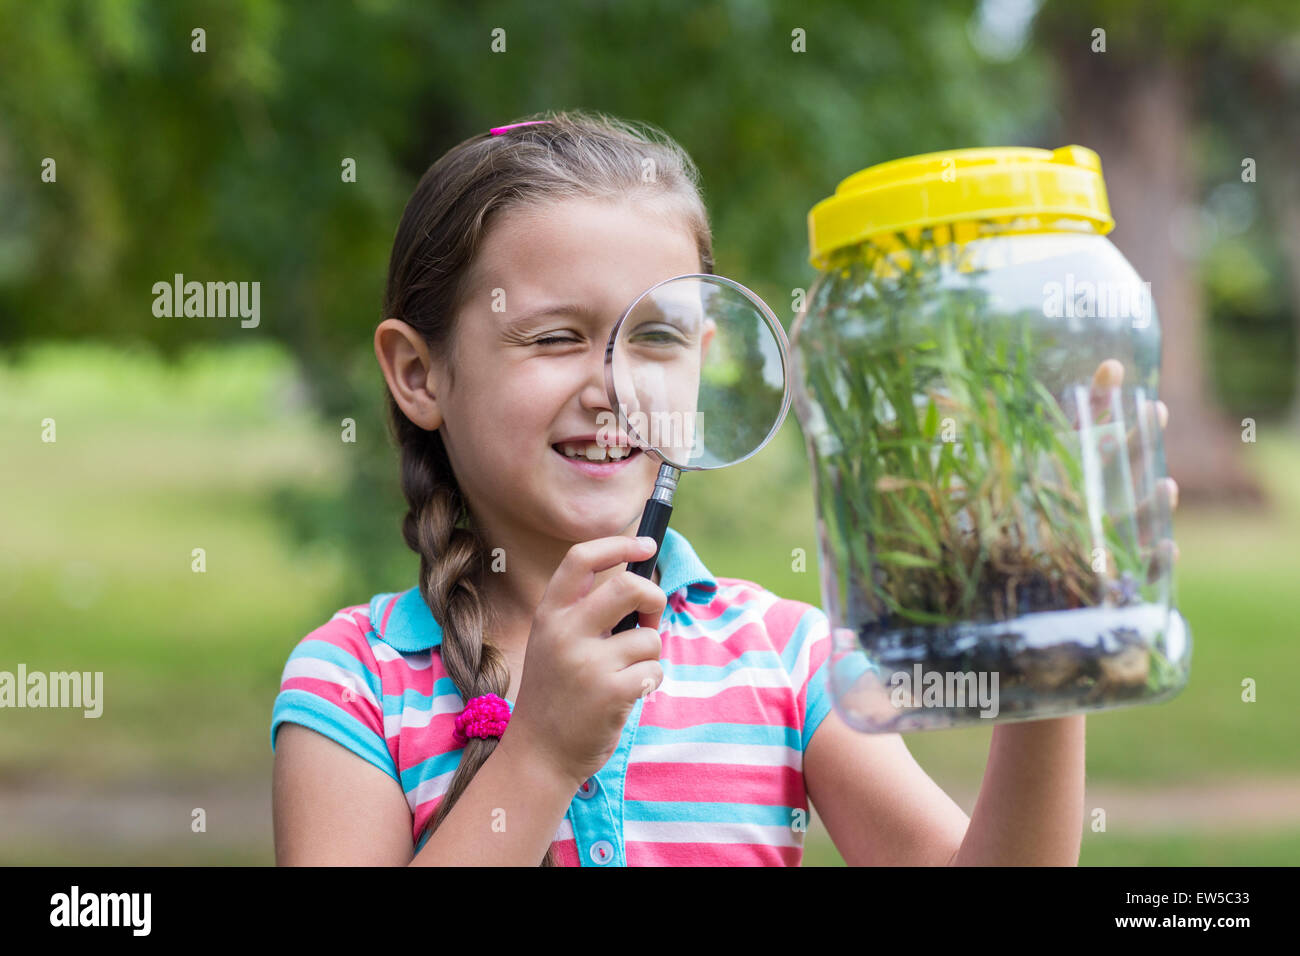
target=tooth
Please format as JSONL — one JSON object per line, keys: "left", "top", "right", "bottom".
{"left": 562, "top": 444, "right": 579, "bottom": 457}
{"left": 584, "top": 445, "right": 606, "bottom": 461}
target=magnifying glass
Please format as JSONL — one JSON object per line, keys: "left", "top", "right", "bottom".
{"left": 602, "top": 273, "right": 792, "bottom": 633}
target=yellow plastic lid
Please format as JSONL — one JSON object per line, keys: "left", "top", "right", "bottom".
{"left": 807, "top": 145, "right": 1114, "bottom": 269}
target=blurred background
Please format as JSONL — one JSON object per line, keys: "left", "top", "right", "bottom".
{"left": 1, "top": 0, "right": 1297, "bottom": 865}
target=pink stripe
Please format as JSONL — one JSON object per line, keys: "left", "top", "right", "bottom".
{"left": 300, "top": 609, "right": 378, "bottom": 654}
{"left": 281, "top": 676, "right": 386, "bottom": 739}
{"left": 684, "top": 579, "right": 766, "bottom": 620}
{"left": 397, "top": 713, "right": 462, "bottom": 757}
{"left": 380, "top": 594, "right": 397, "bottom": 636}
{"left": 762, "top": 598, "right": 811, "bottom": 649}
{"left": 661, "top": 620, "right": 772, "bottom": 662}
{"left": 371, "top": 651, "right": 436, "bottom": 694}
{"left": 626, "top": 761, "right": 804, "bottom": 804}
{"left": 552, "top": 840, "right": 580, "bottom": 866}
{"left": 640, "top": 682, "right": 797, "bottom": 728}
{"left": 627, "top": 840, "right": 800, "bottom": 866}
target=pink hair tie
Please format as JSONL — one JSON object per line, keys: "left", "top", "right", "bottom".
{"left": 452, "top": 693, "right": 511, "bottom": 746}
{"left": 489, "top": 120, "right": 552, "bottom": 135}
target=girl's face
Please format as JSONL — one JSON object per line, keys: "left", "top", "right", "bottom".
{"left": 435, "top": 196, "right": 704, "bottom": 547}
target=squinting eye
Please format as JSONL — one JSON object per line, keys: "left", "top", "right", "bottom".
{"left": 533, "top": 335, "right": 578, "bottom": 346}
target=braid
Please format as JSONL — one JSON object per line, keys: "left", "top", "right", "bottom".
{"left": 393, "top": 408, "right": 559, "bottom": 866}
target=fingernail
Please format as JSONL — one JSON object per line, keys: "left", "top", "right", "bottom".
{"left": 638, "top": 536, "right": 657, "bottom": 548}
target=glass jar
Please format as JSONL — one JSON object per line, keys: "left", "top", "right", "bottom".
{"left": 790, "top": 145, "right": 1191, "bottom": 733}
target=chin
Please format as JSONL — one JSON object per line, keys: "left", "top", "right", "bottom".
{"left": 555, "top": 506, "right": 641, "bottom": 540}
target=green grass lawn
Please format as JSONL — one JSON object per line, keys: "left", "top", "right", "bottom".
{"left": 2, "top": 341, "right": 1297, "bottom": 864}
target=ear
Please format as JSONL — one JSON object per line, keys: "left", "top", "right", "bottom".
{"left": 700, "top": 316, "right": 716, "bottom": 362}
{"left": 374, "top": 318, "right": 445, "bottom": 430}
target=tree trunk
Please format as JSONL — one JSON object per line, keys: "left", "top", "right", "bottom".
{"left": 1053, "top": 43, "right": 1265, "bottom": 506}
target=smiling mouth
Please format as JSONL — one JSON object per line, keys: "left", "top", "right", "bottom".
{"left": 550, "top": 443, "right": 643, "bottom": 469}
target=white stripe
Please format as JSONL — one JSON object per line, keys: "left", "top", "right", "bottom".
{"left": 658, "top": 666, "right": 793, "bottom": 698}
{"left": 630, "top": 740, "right": 801, "bottom": 770}
{"left": 383, "top": 690, "right": 465, "bottom": 737}
{"left": 371, "top": 642, "right": 433, "bottom": 669}
{"left": 669, "top": 587, "right": 782, "bottom": 641}
{"left": 407, "top": 768, "right": 457, "bottom": 810}
{"left": 282, "top": 657, "right": 381, "bottom": 712}
{"left": 787, "top": 609, "right": 828, "bottom": 703}
{"left": 624, "top": 818, "right": 804, "bottom": 848}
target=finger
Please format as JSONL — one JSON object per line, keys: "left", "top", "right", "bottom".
{"left": 1088, "top": 358, "right": 1124, "bottom": 426}
{"left": 1064, "top": 358, "right": 1124, "bottom": 431}
{"left": 1142, "top": 538, "right": 1179, "bottom": 584}
{"left": 580, "top": 569, "right": 668, "bottom": 636}
{"left": 545, "top": 536, "right": 658, "bottom": 609}
{"left": 614, "top": 658, "right": 665, "bottom": 704}
{"left": 1110, "top": 397, "right": 1167, "bottom": 470}
{"left": 601, "top": 624, "right": 663, "bottom": 671}
{"left": 1134, "top": 476, "right": 1178, "bottom": 545}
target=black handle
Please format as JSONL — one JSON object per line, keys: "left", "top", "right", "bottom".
{"left": 613, "top": 497, "right": 674, "bottom": 633}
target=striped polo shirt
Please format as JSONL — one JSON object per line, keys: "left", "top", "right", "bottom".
{"left": 270, "top": 526, "right": 834, "bottom": 866}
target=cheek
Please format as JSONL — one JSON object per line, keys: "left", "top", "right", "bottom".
{"left": 457, "top": 365, "right": 570, "bottom": 475}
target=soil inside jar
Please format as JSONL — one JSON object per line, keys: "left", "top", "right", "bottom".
{"left": 849, "top": 602, "right": 1184, "bottom": 732}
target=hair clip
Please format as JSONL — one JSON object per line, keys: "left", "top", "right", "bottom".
{"left": 489, "top": 120, "right": 552, "bottom": 136}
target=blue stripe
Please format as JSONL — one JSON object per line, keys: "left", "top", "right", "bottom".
{"left": 398, "top": 748, "right": 465, "bottom": 794}
{"left": 625, "top": 799, "right": 797, "bottom": 825}
{"left": 381, "top": 678, "right": 462, "bottom": 718}
{"left": 660, "top": 649, "right": 785, "bottom": 679}
{"left": 634, "top": 720, "right": 801, "bottom": 750}
{"left": 666, "top": 600, "right": 757, "bottom": 633}
{"left": 803, "top": 656, "right": 833, "bottom": 751}
{"left": 795, "top": 607, "right": 837, "bottom": 751}
{"left": 270, "top": 689, "right": 399, "bottom": 783}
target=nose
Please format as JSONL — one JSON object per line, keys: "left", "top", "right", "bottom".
{"left": 579, "top": 346, "right": 612, "bottom": 416}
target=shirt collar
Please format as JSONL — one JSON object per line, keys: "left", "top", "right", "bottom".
{"left": 368, "top": 527, "right": 718, "bottom": 653}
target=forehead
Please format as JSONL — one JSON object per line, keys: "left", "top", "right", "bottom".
{"left": 465, "top": 196, "right": 702, "bottom": 309}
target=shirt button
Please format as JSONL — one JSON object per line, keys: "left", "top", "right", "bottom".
{"left": 577, "top": 777, "right": 598, "bottom": 799}
{"left": 589, "top": 840, "right": 614, "bottom": 865}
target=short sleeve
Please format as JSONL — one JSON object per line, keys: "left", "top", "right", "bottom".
{"left": 269, "top": 610, "right": 399, "bottom": 784}
{"left": 791, "top": 604, "right": 834, "bottom": 751}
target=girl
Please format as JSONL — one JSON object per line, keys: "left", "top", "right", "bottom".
{"left": 270, "top": 109, "right": 1176, "bottom": 866}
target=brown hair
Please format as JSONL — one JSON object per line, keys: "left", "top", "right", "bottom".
{"left": 381, "top": 108, "right": 714, "bottom": 865}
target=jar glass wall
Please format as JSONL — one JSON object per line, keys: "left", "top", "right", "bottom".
{"left": 791, "top": 219, "right": 1191, "bottom": 732}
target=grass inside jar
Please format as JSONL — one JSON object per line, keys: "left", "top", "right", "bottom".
{"left": 803, "top": 228, "right": 1180, "bottom": 724}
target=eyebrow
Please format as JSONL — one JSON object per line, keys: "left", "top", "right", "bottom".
{"left": 500, "top": 303, "right": 602, "bottom": 333}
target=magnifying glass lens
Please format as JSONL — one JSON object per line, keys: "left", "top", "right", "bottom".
{"left": 608, "top": 275, "right": 790, "bottom": 471}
